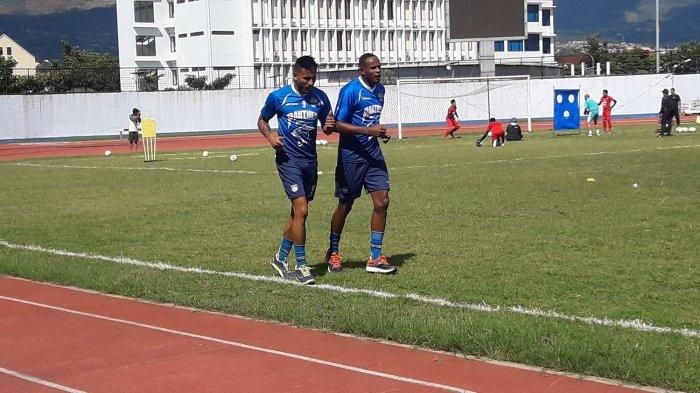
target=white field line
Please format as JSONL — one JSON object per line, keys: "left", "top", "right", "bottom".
{"left": 7, "top": 162, "right": 267, "bottom": 175}
{"left": 0, "top": 366, "right": 86, "bottom": 393}
{"left": 1, "top": 239, "right": 697, "bottom": 339}
{"left": 170, "top": 153, "right": 261, "bottom": 160}
{"left": 5, "top": 144, "right": 697, "bottom": 175}
{"left": 0, "top": 295, "right": 471, "bottom": 393}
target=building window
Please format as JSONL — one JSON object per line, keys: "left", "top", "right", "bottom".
{"left": 283, "top": 31, "right": 288, "bottom": 51}
{"left": 428, "top": 1, "right": 433, "bottom": 20}
{"left": 543, "top": 37, "right": 551, "bottom": 54}
{"left": 507, "top": 40, "right": 523, "bottom": 52}
{"left": 0, "top": 47, "right": 3, "bottom": 55}
{"left": 178, "top": 33, "right": 187, "bottom": 38}
{"left": 337, "top": 31, "right": 343, "bottom": 51}
{"left": 168, "top": 1, "right": 175, "bottom": 18}
{"left": 301, "top": 31, "right": 307, "bottom": 51}
{"left": 134, "top": 1, "right": 154, "bottom": 23}
{"left": 171, "top": 69, "right": 178, "bottom": 85}
{"left": 542, "top": 9, "right": 551, "bottom": 26}
{"left": 346, "top": 32, "right": 352, "bottom": 51}
{"left": 136, "top": 36, "right": 156, "bottom": 56}
{"left": 300, "top": 0, "right": 306, "bottom": 18}
{"left": 170, "top": 36, "right": 176, "bottom": 52}
{"left": 380, "top": 0, "right": 385, "bottom": 19}
{"left": 281, "top": 0, "right": 286, "bottom": 18}
{"left": 388, "top": 0, "right": 394, "bottom": 20}
{"left": 389, "top": 31, "right": 395, "bottom": 51}
{"left": 429, "top": 32, "right": 434, "bottom": 51}
{"left": 494, "top": 40, "right": 504, "bottom": 52}
{"left": 212, "top": 31, "right": 235, "bottom": 35}
{"left": 345, "top": 0, "right": 351, "bottom": 19}
{"left": 6, "top": 47, "right": 11, "bottom": 56}
{"left": 527, "top": 4, "right": 539, "bottom": 22}
{"left": 525, "top": 34, "right": 539, "bottom": 51}
{"left": 190, "top": 31, "right": 205, "bottom": 36}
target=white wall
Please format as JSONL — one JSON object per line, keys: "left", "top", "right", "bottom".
{"left": 1, "top": 73, "right": 699, "bottom": 141}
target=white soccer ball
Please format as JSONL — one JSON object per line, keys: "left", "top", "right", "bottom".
{"left": 229, "top": 154, "right": 238, "bottom": 162}
{"left": 676, "top": 127, "right": 687, "bottom": 133}
{"left": 632, "top": 183, "right": 639, "bottom": 188}
{"left": 487, "top": 131, "right": 492, "bottom": 137}
{"left": 104, "top": 150, "right": 111, "bottom": 157}
{"left": 202, "top": 151, "right": 209, "bottom": 157}
{"left": 689, "top": 127, "right": 697, "bottom": 132}
{"left": 321, "top": 140, "right": 329, "bottom": 145}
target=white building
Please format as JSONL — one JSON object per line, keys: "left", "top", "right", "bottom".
{"left": 117, "top": 0, "right": 556, "bottom": 90}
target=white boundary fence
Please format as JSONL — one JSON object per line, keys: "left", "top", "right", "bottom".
{"left": 1, "top": 73, "right": 699, "bottom": 141}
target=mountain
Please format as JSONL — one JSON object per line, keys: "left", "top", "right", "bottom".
{"left": 0, "top": 0, "right": 114, "bottom": 15}
{"left": 0, "top": 0, "right": 697, "bottom": 62}
{"left": 0, "top": 6, "right": 117, "bottom": 60}
{"left": 554, "top": 0, "right": 699, "bottom": 45}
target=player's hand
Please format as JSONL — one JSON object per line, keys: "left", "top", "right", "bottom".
{"left": 267, "top": 134, "right": 284, "bottom": 150}
{"left": 380, "top": 134, "right": 391, "bottom": 144}
{"left": 322, "top": 112, "right": 336, "bottom": 135}
{"left": 366, "top": 124, "right": 387, "bottom": 138}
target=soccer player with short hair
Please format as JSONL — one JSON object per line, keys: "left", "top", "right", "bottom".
{"left": 324, "top": 53, "right": 397, "bottom": 275}
{"left": 475, "top": 118, "right": 505, "bottom": 147}
{"left": 598, "top": 89, "right": 617, "bottom": 134}
{"left": 258, "top": 56, "right": 335, "bottom": 285}
{"left": 444, "top": 99, "right": 460, "bottom": 139}
{"left": 583, "top": 93, "right": 600, "bottom": 136}
{"left": 669, "top": 88, "right": 681, "bottom": 125}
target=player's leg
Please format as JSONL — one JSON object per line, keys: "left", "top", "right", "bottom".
{"left": 288, "top": 195, "right": 314, "bottom": 284}
{"left": 475, "top": 131, "right": 489, "bottom": 147}
{"left": 451, "top": 121, "right": 460, "bottom": 138}
{"left": 587, "top": 112, "right": 593, "bottom": 136}
{"left": 326, "top": 161, "right": 364, "bottom": 273}
{"left": 674, "top": 110, "right": 681, "bottom": 126}
{"left": 364, "top": 161, "right": 396, "bottom": 274}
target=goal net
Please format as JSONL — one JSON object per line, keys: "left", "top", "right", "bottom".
{"left": 396, "top": 75, "right": 531, "bottom": 139}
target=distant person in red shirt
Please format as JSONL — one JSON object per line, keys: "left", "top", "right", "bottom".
{"left": 598, "top": 89, "right": 617, "bottom": 134}
{"left": 475, "top": 118, "right": 505, "bottom": 147}
{"left": 444, "top": 99, "right": 460, "bottom": 139}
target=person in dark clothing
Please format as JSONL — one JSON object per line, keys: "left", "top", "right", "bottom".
{"left": 505, "top": 117, "right": 523, "bottom": 141}
{"left": 659, "top": 89, "right": 675, "bottom": 137}
{"left": 669, "top": 88, "right": 681, "bottom": 125}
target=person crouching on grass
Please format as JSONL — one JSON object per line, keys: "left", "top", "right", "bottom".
{"left": 475, "top": 118, "right": 505, "bottom": 147}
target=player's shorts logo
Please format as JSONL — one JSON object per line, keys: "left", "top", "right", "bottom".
{"left": 291, "top": 184, "right": 299, "bottom": 193}
{"left": 341, "top": 187, "right": 349, "bottom": 194}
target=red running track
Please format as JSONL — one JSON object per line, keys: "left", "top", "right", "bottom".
{"left": 0, "top": 118, "right": 663, "bottom": 161}
{"left": 0, "top": 276, "right": 662, "bottom": 393}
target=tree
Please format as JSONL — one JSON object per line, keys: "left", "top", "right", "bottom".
{"left": 584, "top": 35, "right": 611, "bottom": 65}
{"left": 51, "top": 40, "right": 120, "bottom": 92}
{"left": 0, "top": 56, "right": 18, "bottom": 94}
{"left": 611, "top": 48, "right": 655, "bottom": 74}
{"left": 661, "top": 41, "right": 700, "bottom": 74}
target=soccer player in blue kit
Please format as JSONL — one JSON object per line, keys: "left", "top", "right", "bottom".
{"left": 324, "top": 53, "right": 397, "bottom": 275}
{"left": 258, "top": 56, "right": 335, "bottom": 285}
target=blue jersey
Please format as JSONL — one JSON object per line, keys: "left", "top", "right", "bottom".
{"left": 260, "top": 84, "right": 332, "bottom": 161}
{"left": 335, "top": 77, "right": 385, "bottom": 162}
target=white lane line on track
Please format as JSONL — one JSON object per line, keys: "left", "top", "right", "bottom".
{"left": 0, "top": 295, "right": 472, "bottom": 393}
{"left": 0, "top": 366, "right": 86, "bottom": 393}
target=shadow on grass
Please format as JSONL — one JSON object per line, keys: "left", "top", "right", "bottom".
{"left": 310, "top": 252, "right": 416, "bottom": 277}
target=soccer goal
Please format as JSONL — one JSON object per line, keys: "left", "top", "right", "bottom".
{"left": 396, "top": 75, "right": 532, "bottom": 139}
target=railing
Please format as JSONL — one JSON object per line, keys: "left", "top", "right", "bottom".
{"left": 5, "top": 57, "right": 645, "bottom": 95}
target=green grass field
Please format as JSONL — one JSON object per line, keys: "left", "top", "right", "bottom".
{"left": 1, "top": 126, "right": 698, "bottom": 391}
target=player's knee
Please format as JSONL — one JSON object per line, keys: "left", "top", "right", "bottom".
{"left": 292, "top": 203, "right": 309, "bottom": 219}
{"left": 374, "top": 195, "right": 390, "bottom": 211}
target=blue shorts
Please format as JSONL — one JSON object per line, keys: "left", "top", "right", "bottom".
{"left": 276, "top": 158, "right": 317, "bottom": 201}
{"left": 334, "top": 159, "right": 390, "bottom": 201}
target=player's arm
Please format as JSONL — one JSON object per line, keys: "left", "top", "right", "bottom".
{"left": 319, "top": 96, "right": 336, "bottom": 136}
{"left": 333, "top": 88, "right": 387, "bottom": 138}
{"left": 611, "top": 98, "right": 617, "bottom": 109}
{"left": 258, "top": 94, "right": 283, "bottom": 150}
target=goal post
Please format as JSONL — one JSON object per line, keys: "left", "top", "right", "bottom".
{"left": 396, "top": 75, "right": 532, "bottom": 139}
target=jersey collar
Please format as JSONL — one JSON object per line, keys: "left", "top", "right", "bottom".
{"left": 358, "top": 76, "right": 376, "bottom": 92}
{"left": 290, "top": 83, "right": 307, "bottom": 97}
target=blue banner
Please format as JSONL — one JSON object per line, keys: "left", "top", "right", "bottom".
{"left": 553, "top": 89, "right": 580, "bottom": 131}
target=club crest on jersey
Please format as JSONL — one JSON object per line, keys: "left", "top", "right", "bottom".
{"left": 302, "top": 100, "right": 307, "bottom": 108}
{"left": 377, "top": 92, "right": 384, "bottom": 100}
{"left": 310, "top": 98, "right": 319, "bottom": 106}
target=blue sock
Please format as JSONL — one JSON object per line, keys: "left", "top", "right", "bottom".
{"left": 370, "top": 231, "right": 384, "bottom": 260}
{"left": 277, "top": 237, "right": 293, "bottom": 262}
{"left": 329, "top": 232, "right": 341, "bottom": 254}
{"left": 294, "top": 244, "right": 307, "bottom": 268}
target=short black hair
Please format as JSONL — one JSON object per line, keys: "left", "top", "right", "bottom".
{"left": 293, "top": 56, "right": 318, "bottom": 72}
{"left": 603, "top": 89, "right": 608, "bottom": 93}
{"left": 489, "top": 118, "right": 496, "bottom": 122}
{"left": 359, "top": 53, "right": 378, "bottom": 67}
{"left": 450, "top": 99, "right": 456, "bottom": 104}
{"left": 132, "top": 108, "right": 140, "bottom": 115}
